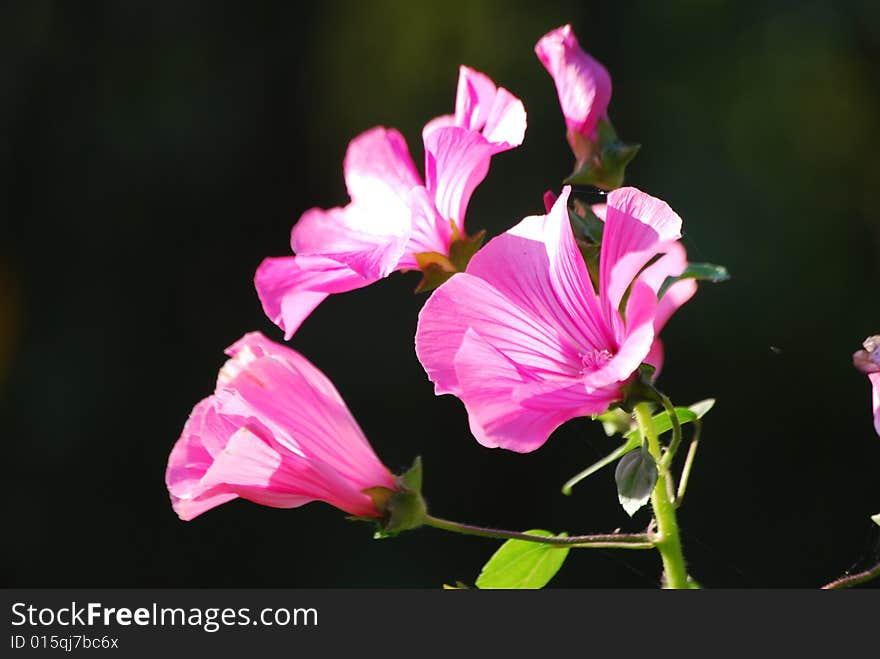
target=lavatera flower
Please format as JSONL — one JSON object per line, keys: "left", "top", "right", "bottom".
{"left": 853, "top": 335, "right": 880, "bottom": 436}
{"left": 166, "top": 332, "right": 424, "bottom": 532}
{"left": 255, "top": 66, "right": 526, "bottom": 339}
{"left": 415, "top": 186, "right": 696, "bottom": 453}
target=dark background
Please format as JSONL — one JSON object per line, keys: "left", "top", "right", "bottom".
{"left": 2, "top": 0, "right": 879, "bottom": 588}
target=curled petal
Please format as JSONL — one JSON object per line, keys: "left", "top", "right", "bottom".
{"left": 535, "top": 24, "right": 612, "bottom": 139}
{"left": 424, "top": 126, "right": 497, "bottom": 230}
{"left": 343, "top": 126, "right": 421, "bottom": 215}
{"left": 435, "top": 66, "right": 527, "bottom": 149}
{"left": 639, "top": 241, "right": 697, "bottom": 332}
{"left": 166, "top": 399, "right": 240, "bottom": 520}
{"left": 254, "top": 256, "right": 374, "bottom": 339}
{"left": 600, "top": 187, "right": 683, "bottom": 316}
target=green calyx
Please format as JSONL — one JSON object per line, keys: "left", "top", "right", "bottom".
{"left": 366, "top": 457, "right": 428, "bottom": 539}
{"left": 414, "top": 223, "right": 486, "bottom": 293}
{"left": 564, "top": 119, "right": 640, "bottom": 191}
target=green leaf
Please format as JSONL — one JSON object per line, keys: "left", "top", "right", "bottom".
{"left": 658, "top": 262, "right": 730, "bottom": 298}
{"left": 399, "top": 455, "right": 423, "bottom": 493}
{"left": 624, "top": 408, "right": 696, "bottom": 442}
{"left": 615, "top": 447, "right": 658, "bottom": 516}
{"left": 475, "top": 530, "right": 570, "bottom": 589}
{"left": 687, "top": 398, "right": 716, "bottom": 419}
{"left": 623, "top": 400, "right": 714, "bottom": 443}
{"left": 442, "top": 581, "right": 470, "bottom": 589}
{"left": 562, "top": 435, "right": 639, "bottom": 495}
{"left": 872, "top": 513, "right": 880, "bottom": 527}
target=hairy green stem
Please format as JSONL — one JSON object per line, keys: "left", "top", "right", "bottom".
{"left": 634, "top": 402, "right": 692, "bottom": 588}
{"left": 424, "top": 515, "right": 655, "bottom": 549}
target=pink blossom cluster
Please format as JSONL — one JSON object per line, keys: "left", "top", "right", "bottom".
{"left": 165, "top": 25, "right": 703, "bottom": 520}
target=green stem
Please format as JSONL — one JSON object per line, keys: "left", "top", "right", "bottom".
{"left": 424, "top": 515, "right": 655, "bottom": 549}
{"left": 821, "top": 562, "right": 880, "bottom": 590}
{"left": 652, "top": 388, "right": 682, "bottom": 470}
{"left": 675, "top": 419, "right": 701, "bottom": 506}
{"left": 634, "top": 402, "right": 692, "bottom": 588}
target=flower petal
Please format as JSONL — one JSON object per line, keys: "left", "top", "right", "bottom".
{"left": 583, "top": 279, "right": 658, "bottom": 391}
{"left": 467, "top": 187, "right": 613, "bottom": 352}
{"left": 201, "top": 427, "right": 380, "bottom": 518}
{"left": 638, "top": 241, "right": 697, "bottom": 332}
{"left": 400, "top": 185, "right": 453, "bottom": 268}
{"left": 415, "top": 189, "right": 613, "bottom": 397}
{"left": 600, "top": 187, "right": 683, "bottom": 315}
{"left": 535, "top": 24, "right": 612, "bottom": 139}
{"left": 343, "top": 126, "right": 422, "bottom": 218}
{"left": 454, "top": 66, "right": 499, "bottom": 133}
{"left": 165, "top": 398, "right": 240, "bottom": 521}
{"left": 425, "top": 66, "right": 526, "bottom": 149}
{"left": 215, "top": 332, "right": 396, "bottom": 493}
{"left": 291, "top": 205, "right": 409, "bottom": 280}
{"left": 453, "top": 329, "right": 618, "bottom": 452}
{"left": 254, "top": 256, "right": 374, "bottom": 339}
{"left": 423, "top": 125, "right": 497, "bottom": 230}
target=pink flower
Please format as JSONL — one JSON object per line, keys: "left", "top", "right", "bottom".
{"left": 853, "top": 335, "right": 880, "bottom": 436}
{"left": 415, "top": 186, "right": 695, "bottom": 452}
{"left": 165, "top": 332, "right": 396, "bottom": 520}
{"left": 255, "top": 66, "right": 526, "bottom": 339}
{"left": 535, "top": 24, "right": 612, "bottom": 157}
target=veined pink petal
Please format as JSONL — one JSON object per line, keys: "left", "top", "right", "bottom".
{"left": 424, "top": 126, "right": 498, "bottom": 232}
{"left": 254, "top": 256, "right": 375, "bottom": 340}
{"left": 454, "top": 329, "right": 619, "bottom": 452}
{"left": 291, "top": 205, "right": 409, "bottom": 280}
{"left": 416, "top": 272, "right": 583, "bottom": 396}
{"left": 871, "top": 372, "right": 880, "bottom": 437}
{"left": 422, "top": 114, "right": 456, "bottom": 142}
{"left": 454, "top": 66, "right": 498, "bottom": 133}
{"left": 165, "top": 332, "right": 396, "bottom": 520}
{"left": 535, "top": 24, "right": 612, "bottom": 140}
{"left": 582, "top": 279, "right": 657, "bottom": 391}
{"left": 425, "top": 66, "right": 527, "bottom": 150}
{"left": 600, "top": 187, "right": 683, "bottom": 316}
{"left": 399, "top": 186, "right": 454, "bottom": 268}
{"left": 639, "top": 241, "right": 697, "bottom": 332}
{"left": 467, "top": 188, "right": 613, "bottom": 351}
{"left": 200, "top": 427, "right": 380, "bottom": 518}
{"left": 166, "top": 398, "right": 240, "bottom": 520}
{"left": 343, "top": 126, "right": 422, "bottom": 216}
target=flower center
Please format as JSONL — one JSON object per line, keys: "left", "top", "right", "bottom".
{"left": 578, "top": 349, "right": 612, "bottom": 375}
